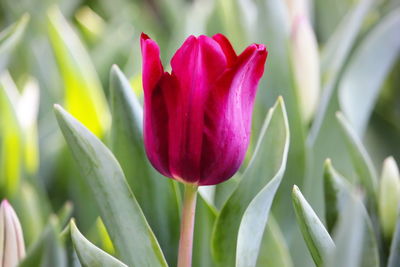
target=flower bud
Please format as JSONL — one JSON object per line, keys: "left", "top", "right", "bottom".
{"left": 285, "top": 0, "right": 311, "bottom": 21}
{"left": 0, "top": 199, "right": 26, "bottom": 266}
{"left": 379, "top": 157, "right": 400, "bottom": 239}
{"left": 290, "top": 15, "right": 320, "bottom": 123}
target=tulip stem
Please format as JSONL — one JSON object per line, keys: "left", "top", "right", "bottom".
{"left": 177, "top": 183, "right": 198, "bottom": 267}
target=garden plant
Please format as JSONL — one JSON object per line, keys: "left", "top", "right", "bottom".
{"left": 0, "top": 0, "right": 400, "bottom": 266}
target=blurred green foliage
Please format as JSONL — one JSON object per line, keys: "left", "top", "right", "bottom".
{"left": 0, "top": 0, "right": 399, "bottom": 266}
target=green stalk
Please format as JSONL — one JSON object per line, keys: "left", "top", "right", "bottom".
{"left": 177, "top": 183, "right": 198, "bottom": 267}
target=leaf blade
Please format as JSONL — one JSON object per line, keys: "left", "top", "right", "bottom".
{"left": 54, "top": 104, "right": 168, "bottom": 267}
{"left": 70, "top": 220, "right": 127, "bottom": 267}
{"left": 47, "top": 7, "right": 110, "bottom": 137}
{"left": 339, "top": 8, "right": 400, "bottom": 136}
{"left": 212, "top": 97, "right": 289, "bottom": 266}
{"left": 236, "top": 98, "right": 290, "bottom": 267}
{"left": 336, "top": 112, "right": 378, "bottom": 200}
{"left": 292, "top": 185, "right": 335, "bottom": 267}
{"left": 109, "top": 65, "right": 181, "bottom": 265}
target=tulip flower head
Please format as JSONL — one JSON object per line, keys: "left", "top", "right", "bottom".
{"left": 141, "top": 33, "right": 267, "bottom": 185}
{"left": 0, "top": 199, "right": 26, "bottom": 267}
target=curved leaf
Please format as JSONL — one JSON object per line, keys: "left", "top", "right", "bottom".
{"left": 212, "top": 97, "right": 289, "bottom": 266}
{"left": 193, "top": 196, "right": 217, "bottom": 267}
{"left": 326, "top": 191, "right": 365, "bottom": 267}
{"left": 309, "top": 0, "right": 374, "bottom": 144}
{"left": 256, "top": 216, "right": 293, "bottom": 267}
{"left": 236, "top": 98, "right": 290, "bottom": 267}
{"left": 0, "top": 14, "right": 29, "bottom": 72}
{"left": 19, "top": 217, "right": 67, "bottom": 267}
{"left": 109, "top": 65, "right": 180, "bottom": 265}
{"left": 339, "top": 8, "right": 400, "bottom": 136}
{"left": 292, "top": 185, "right": 335, "bottom": 267}
{"left": 388, "top": 215, "right": 400, "bottom": 267}
{"left": 323, "top": 159, "right": 352, "bottom": 232}
{"left": 54, "top": 105, "right": 168, "bottom": 267}
{"left": 70, "top": 220, "right": 127, "bottom": 267}
{"left": 336, "top": 112, "right": 378, "bottom": 200}
{"left": 47, "top": 6, "right": 110, "bottom": 137}
{"left": 324, "top": 159, "right": 380, "bottom": 267}
{"left": 0, "top": 73, "right": 23, "bottom": 196}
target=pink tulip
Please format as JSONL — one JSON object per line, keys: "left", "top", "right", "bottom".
{"left": 141, "top": 33, "right": 267, "bottom": 185}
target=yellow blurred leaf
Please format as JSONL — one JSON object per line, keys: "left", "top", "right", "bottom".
{"left": 47, "top": 6, "right": 110, "bottom": 137}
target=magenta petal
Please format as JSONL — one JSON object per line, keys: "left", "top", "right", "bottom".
{"left": 199, "top": 44, "right": 268, "bottom": 185}
{"left": 166, "top": 35, "right": 228, "bottom": 183}
{"left": 140, "top": 33, "right": 164, "bottom": 96}
{"left": 212, "top": 33, "right": 238, "bottom": 67}
{"left": 141, "top": 34, "right": 171, "bottom": 177}
{"left": 141, "top": 33, "right": 268, "bottom": 186}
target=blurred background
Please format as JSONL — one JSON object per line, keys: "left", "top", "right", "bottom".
{"left": 0, "top": 0, "right": 399, "bottom": 266}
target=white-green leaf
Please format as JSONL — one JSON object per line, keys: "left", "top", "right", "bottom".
{"left": 323, "top": 159, "right": 352, "bottom": 232}
{"left": 236, "top": 99, "right": 290, "bottom": 267}
{"left": 212, "top": 97, "right": 289, "bottom": 267}
{"left": 326, "top": 191, "right": 365, "bottom": 267}
{"left": 309, "top": 0, "right": 374, "bottom": 144}
{"left": 336, "top": 112, "right": 378, "bottom": 200}
{"left": 109, "top": 65, "right": 181, "bottom": 265}
{"left": 324, "top": 159, "right": 380, "bottom": 267}
{"left": 0, "top": 14, "right": 29, "bottom": 72}
{"left": 388, "top": 215, "right": 400, "bottom": 267}
{"left": 339, "top": 8, "right": 400, "bottom": 136}
{"left": 193, "top": 196, "right": 217, "bottom": 267}
{"left": 292, "top": 185, "right": 335, "bottom": 267}
{"left": 54, "top": 105, "right": 168, "bottom": 267}
{"left": 19, "top": 217, "right": 67, "bottom": 267}
{"left": 70, "top": 220, "right": 127, "bottom": 267}
{"left": 256, "top": 216, "right": 293, "bottom": 267}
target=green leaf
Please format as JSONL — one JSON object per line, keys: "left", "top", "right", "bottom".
{"left": 339, "top": 8, "right": 400, "bottom": 136}
{"left": 57, "top": 202, "right": 73, "bottom": 229}
{"left": 14, "top": 182, "right": 47, "bottom": 246}
{"left": 336, "top": 112, "right": 378, "bottom": 200}
{"left": 70, "top": 220, "right": 127, "bottom": 267}
{"left": 236, "top": 98, "right": 290, "bottom": 267}
{"left": 304, "top": 0, "right": 374, "bottom": 220}
{"left": 292, "top": 185, "right": 335, "bottom": 267}
{"left": 309, "top": 0, "right": 374, "bottom": 144}
{"left": 388, "top": 215, "right": 400, "bottom": 267}
{"left": 54, "top": 105, "right": 168, "bottom": 267}
{"left": 256, "top": 216, "right": 293, "bottom": 267}
{"left": 19, "top": 216, "right": 67, "bottom": 267}
{"left": 320, "top": 0, "right": 374, "bottom": 83}
{"left": 18, "top": 78, "right": 40, "bottom": 175}
{"left": 323, "top": 159, "right": 352, "bottom": 232}
{"left": 324, "top": 159, "right": 380, "bottom": 267}
{"left": 109, "top": 65, "right": 180, "bottom": 265}
{"left": 193, "top": 196, "right": 217, "bottom": 267}
{"left": 47, "top": 6, "right": 110, "bottom": 137}
{"left": 212, "top": 97, "right": 289, "bottom": 266}
{"left": 0, "top": 14, "right": 29, "bottom": 72}
{"left": 0, "top": 73, "right": 23, "bottom": 196}
{"left": 326, "top": 191, "right": 365, "bottom": 267}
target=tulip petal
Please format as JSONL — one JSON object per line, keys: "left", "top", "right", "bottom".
{"left": 141, "top": 34, "right": 171, "bottom": 177}
{"left": 140, "top": 33, "right": 164, "bottom": 96}
{"left": 0, "top": 200, "right": 25, "bottom": 266}
{"left": 9, "top": 201, "right": 25, "bottom": 259}
{"left": 167, "top": 35, "right": 228, "bottom": 183}
{"left": 199, "top": 44, "right": 267, "bottom": 185}
{"left": 213, "top": 33, "right": 237, "bottom": 67}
